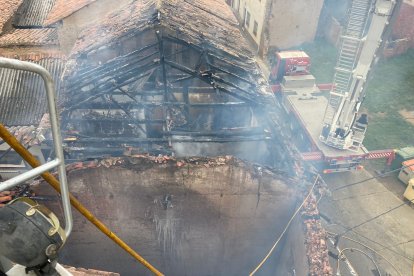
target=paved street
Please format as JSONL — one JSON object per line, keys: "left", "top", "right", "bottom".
{"left": 319, "top": 169, "right": 414, "bottom": 276}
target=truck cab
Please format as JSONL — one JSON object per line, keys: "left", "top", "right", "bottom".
{"left": 269, "top": 51, "right": 311, "bottom": 86}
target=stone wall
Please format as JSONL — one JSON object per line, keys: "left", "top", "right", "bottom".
{"left": 37, "top": 156, "right": 307, "bottom": 275}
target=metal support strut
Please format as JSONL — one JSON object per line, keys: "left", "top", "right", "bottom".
{"left": 0, "top": 58, "right": 164, "bottom": 275}
{"left": 0, "top": 57, "right": 73, "bottom": 237}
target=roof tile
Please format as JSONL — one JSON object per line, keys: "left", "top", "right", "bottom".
{"left": 44, "top": 0, "right": 97, "bottom": 25}
{"left": 13, "top": 0, "right": 57, "bottom": 27}
{"left": 0, "top": 28, "right": 58, "bottom": 47}
{"left": 0, "top": 0, "right": 23, "bottom": 31}
{"left": 69, "top": 0, "right": 250, "bottom": 58}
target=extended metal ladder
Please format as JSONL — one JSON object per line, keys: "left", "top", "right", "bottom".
{"left": 323, "top": 0, "right": 372, "bottom": 125}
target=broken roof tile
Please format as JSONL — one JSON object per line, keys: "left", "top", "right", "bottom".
{"left": 69, "top": 0, "right": 251, "bottom": 59}
{"left": 44, "top": 0, "right": 97, "bottom": 26}
{"left": 0, "top": 0, "right": 23, "bottom": 32}
{"left": 0, "top": 28, "right": 58, "bottom": 47}
{"left": 69, "top": 0, "right": 154, "bottom": 56}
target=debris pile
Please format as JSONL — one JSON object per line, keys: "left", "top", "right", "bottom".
{"left": 3, "top": 115, "right": 51, "bottom": 147}
{"left": 302, "top": 182, "right": 333, "bottom": 276}
{"left": 62, "top": 266, "right": 119, "bottom": 276}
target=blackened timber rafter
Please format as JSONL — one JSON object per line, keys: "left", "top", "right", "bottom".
{"left": 195, "top": 49, "right": 208, "bottom": 71}
{"left": 63, "top": 61, "right": 160, "bottom": 112}
{"left": 64, "top": 135, "right": 270, "bottom": 144}
{"left": 163, "top": 34, "right": 253, "bottom": 68}
{"left": 208, "top": 63, "right": 255, "bottom": 87}
{"left": 117, "top": 87, "right": 140, "bottom": 102}
{"left": 164, "top": 127, "right": 264, "bottom": 137}
{"left": 163, "top": 35, "right": 203, "bottom": 54}
{"left": 156, "top": 30, "right": 169, "bottom": 102}
{"left": 70, "top": 101, "right": 249, "bottom": 109}
{"left": 109, "top": 87, "right": 219, "bottom": 96}
{"left": 63, "top": 67, "right": 156, "bottom": 114}
{"left": 171, "top": 75, "right": 195, "bottom": 83}
{"left": 163, "top": 59, "right": 261, "bottom": 105}
{"left": 67, "top": 51, "right": 160, "bottom": 100}
{"left": 108, "top": 95, "right": 147, "bottom": 134}
{"left": 164, "top": 35, "right": 253, "bottom": 73}
{"left": 207, "top": 52, "right": 256, "bottom": 76}
{"left": 68, "top": 118, "right": 165, "bottom": 124}
{"left": 67, "top": 42, "right": 159, "bottom": 87}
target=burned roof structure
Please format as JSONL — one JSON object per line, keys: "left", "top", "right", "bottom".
{"left": 61, "top": 0, "right": 275, "bottom": 161}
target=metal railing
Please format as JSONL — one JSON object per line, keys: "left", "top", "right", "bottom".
{"left": 0, "top": 57, "right": 73, "bottom": 237}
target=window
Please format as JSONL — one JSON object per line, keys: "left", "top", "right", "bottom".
{"left": 253, "top": 20, "right": 258, "bottom": 36}
{"left": 245, "top": 11, "right": 251, "bottom": 28}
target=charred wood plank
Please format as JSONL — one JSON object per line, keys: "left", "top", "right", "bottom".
{"left": 68, "top": 42, "right": 159, "bottom": 84}
{"left": 66, "top": 118, "right": 165, "bottom": 124}
{"left": 208, "top": 63, "right": 255, "bottom": 86}
{"left": 63, "top": 135, "right": 270, "bottom": 144}
{"left": 109, "top": 95, "right": 147, "bottom": 134}
{"left": 163, "top": 59, "right": 259, "bottom": 105}
{"left": 64, "top": 61, "right": 160, "bottom": 111}
{"left": 67, "top": 101, "right": 249, "bottom": 109}
{"left": 156, "top": 30, "right": 169, "bottom": 102}
{"left": 68, "top": 51, "right": 159, "bottom": 93}
{"left": 163, "top": 128, "right": 264, "bottom": 137}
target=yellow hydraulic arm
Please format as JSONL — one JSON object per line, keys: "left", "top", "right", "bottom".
{"left": 0, "top": 124, "right": 164, "bottom": 276}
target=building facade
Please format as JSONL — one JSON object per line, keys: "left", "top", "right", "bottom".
{"left": 227, "top": 0, "right": 325, "bottom": 56}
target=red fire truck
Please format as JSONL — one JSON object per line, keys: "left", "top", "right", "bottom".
{"left": 269, "top": 0, "right": 398, "bottom": 173}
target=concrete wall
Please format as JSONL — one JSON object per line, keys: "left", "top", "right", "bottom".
{"left": 267, "top": 0, "right": 324, "bottom": 50}
{"left": 57, "top": 0, "right": 132, "bottom": 53}
{"left": 39, "top": 157, "right": 306, "bottom": 275}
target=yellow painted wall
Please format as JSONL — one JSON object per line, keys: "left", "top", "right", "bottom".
{"left": 232, "top": 0, "right": 267, "bottom": 45}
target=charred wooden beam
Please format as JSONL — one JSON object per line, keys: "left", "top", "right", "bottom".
{"left": 156, "top": 30, "right": 169, "bottom": 102}
{"left": 207, "top": 52, "right": 255, "bottom": 75}
{"left": 208, "top": 63, "right": 255, "bottom": 86}
{"left": 66, "top": 118, "right": 164, "bottom": 124}
{"left": 68, "top": 51, "right": 159, "bottom": 96}
{"left": 64, "top": 61, "right": 160, "bottom": 112}
{"left": 68, "top": 42, "right": 159, "bottom": 85}
{"left": 171, "top": 74, "right": 195, "bottom": 83}
{"left": 109, "top": 95, "right": 147, "bottom": 134}
{"left": 63, "top": 135, "right": 270, "bottom": 144}
{"left": 67, "top": 101, "right": 249, "bottom": 109}
{"left": 163, "top": 59, "right": 259, "bottom": 105}
{"left": 163, "top": 127, "right": 264, "bottom": 137}
{"left": 163, "top": 35, "right": 203, "bottom": 53}
{"left": 183, "top": 81, "right": 190, "bottom": 118}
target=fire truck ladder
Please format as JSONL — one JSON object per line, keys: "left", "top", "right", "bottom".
{"left": 322, "top": 0, "right": 372, "bottom": 128}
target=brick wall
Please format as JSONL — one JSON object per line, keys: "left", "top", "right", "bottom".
{"left": 382, "top": 1, "right": 414, "bottom": 57}
{"left": 392, "top": 1, "right": 414, "bottom": 48}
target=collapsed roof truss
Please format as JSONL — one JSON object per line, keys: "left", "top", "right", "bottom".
{"left": 61, "top": 29, "right": 269, "bottom": 155}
